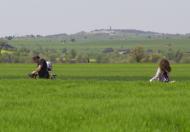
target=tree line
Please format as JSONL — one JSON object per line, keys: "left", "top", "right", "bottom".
{"left": 0, "top": 39, "right": 189, "bottom": 63}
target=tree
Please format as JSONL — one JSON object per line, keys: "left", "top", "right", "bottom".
{"left": 5, "top": 36, "right": 14, "bottom": 40}
{"left": 130, "top": 46, "right": 145, "bottom": 63}
{"left": 0, "top": 40, "right": 7, "bottom": 45}
{"left": 62, "top": 48, "right": 67, "bottom": 54}
{"left": 175, "top": 50, "right": 183, "bottom": 63}
{"left": 70, "top": 49, "right": 77, "bottom": 59}
{"left": 71, "top": 38, "right": 76, "bottom": 42}
{"left": 148, "top": 36, "right": 152, "bottom": 39}
{"left": 150, "top": 54, "right": 162, "bottom": 63}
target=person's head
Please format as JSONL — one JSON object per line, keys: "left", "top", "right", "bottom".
{"left": 159, "top": 59, "right": 171, "bottom": 72}
{"left": 32, "top": 56, "right": 40, "bottom": 63}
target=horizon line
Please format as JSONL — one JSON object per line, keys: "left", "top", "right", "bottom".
{"left": 0, "top": 28, "right": 189, "bottom": 38}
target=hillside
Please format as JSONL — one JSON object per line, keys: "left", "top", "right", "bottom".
{"left": 2, "top": 29, "right": 190, "bottom": 64}
{"left": 44, "top": 29, "right": 186, "bottom": 41}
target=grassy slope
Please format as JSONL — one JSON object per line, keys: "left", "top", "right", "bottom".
{"left": 10, "top": 38, "right": 190, "bottom": 53}
{"left": 0, "top": 64, "right": 190, "bottom": 131}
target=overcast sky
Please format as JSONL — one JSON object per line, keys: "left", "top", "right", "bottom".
{"left": 0, "top": 0, "right": 189, "bottom": 36}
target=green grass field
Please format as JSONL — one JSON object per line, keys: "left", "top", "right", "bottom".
{"left": 0, "top": 64, "right": 190, "bottom": 132}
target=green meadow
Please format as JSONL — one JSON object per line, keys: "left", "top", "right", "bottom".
{"left": 0, "top": 64, "right": 190, "bottom": 132}
{"left": 10, "top": 38, "right": 190, "bottom": 53}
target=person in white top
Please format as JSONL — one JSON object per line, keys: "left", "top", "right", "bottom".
{"left": 150, "top": 59, "right": 172, "bottom": 83}
{"left": 46, "top": 61, "right": 52, "bottom": 71}
{"left": 46, "top": 61, "right": 56, "bottom": 79}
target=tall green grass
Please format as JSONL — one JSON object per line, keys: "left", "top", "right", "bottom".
{"left": 0, "top": 64, "right": 189, "bottom": 132}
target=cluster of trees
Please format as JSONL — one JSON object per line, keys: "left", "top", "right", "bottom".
{"left": 0, "top": 39, "right": 190, "bottom": 64}
{"left": 0, "top": 47, "right": 188, "bottom": 64}
{"left": 0, "top": 47, "right": 90, "bottom": 63}
{"left": 95, "top": 46, "right": 186, "bottom": 63}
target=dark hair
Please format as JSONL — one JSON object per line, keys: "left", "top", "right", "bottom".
{"left": 32, "top": 56, "right": 40, "bottom": 60}
{"left": 159, "top": 59, "right": 171, "bottom": 72}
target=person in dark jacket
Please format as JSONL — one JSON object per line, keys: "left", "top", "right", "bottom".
{"left": 30, "top": 56, "right": 49, "bottom": 79}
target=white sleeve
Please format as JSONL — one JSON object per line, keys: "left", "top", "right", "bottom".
{"left": 46, "top": 61, "right": 52, "bottom": 69}
{"left": 150, "top": 68, "right": 161, "bottom": 82}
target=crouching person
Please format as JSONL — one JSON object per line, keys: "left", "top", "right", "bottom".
{"left": 150, "top": 59, "right": 172, "bottom": 83}
{"left": 29, "top": 56, "right": 49, "bottom": 79}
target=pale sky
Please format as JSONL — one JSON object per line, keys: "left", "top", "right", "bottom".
{"left": 0, "top": 0, "right": 189, "bottom": 36}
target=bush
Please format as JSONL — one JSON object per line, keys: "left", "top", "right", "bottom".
{"left": 130, "top": 46, "right": 145, "bottom": 63}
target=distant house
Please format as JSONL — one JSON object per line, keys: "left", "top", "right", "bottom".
{"left": 69, "top": 59, "right": 78, "bottom": 64}
{"left": 0, "top": 43, "right": 16, "bottom": 50}
{"left": 91, "top": 29, "right": 115, "bottom": 34}
{"left": 2, "top": 44, "right": 15, "bottom": 50}
{"left": 89, "top": 59, "right": 96, "bottom": 63}
{"left": 118, "top": 49, "right": 130, "bottom": 55}
{"left": 103, "top": 48, "right": 114, "bottom": 53}
{"left": 157, "top": 50, "right": 161, "bottom": 54}
{"left": 0, "top": 43, "right": 16, "bottom": 54}
{"left": 146, "top": 49, "right": 153, "bottom": 54}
